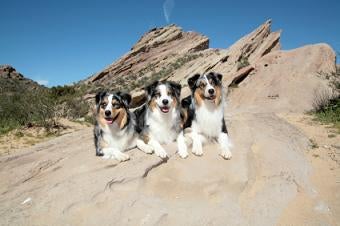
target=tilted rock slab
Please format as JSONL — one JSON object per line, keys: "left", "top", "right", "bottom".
{"left": 0, "top": 22, "right": 338, "bottom": 226}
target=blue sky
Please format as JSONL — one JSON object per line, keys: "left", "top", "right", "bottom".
{"left": 0, "top": 0, "right": 339, "bottom": 87}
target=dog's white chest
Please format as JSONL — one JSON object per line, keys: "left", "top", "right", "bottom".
{"left": 147, "top": 110, "right": 178, "bottom": 144}
{"left": 102, "top": 125, "right": 135, "bottom": 151}
{"left": 194, "top": 103, "right": 223, "bottom": 138}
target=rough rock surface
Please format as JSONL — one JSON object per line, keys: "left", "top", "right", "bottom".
{"left": 83, "top": 20, "right": 282, "bottom": 106}
{"left": 228, "top": 43, "right": 337, "bottom": 114}
{"left": 0, "top": 65, "right": 45, "bottom": 92}
{"left": 1, "top": 21, "right": 339, "bottom": 225}
{"left": 86, "top": 24, "right": 209, "bottom": 85}
{"left": 0, "top": 65, "right": 23, "bottom": 79}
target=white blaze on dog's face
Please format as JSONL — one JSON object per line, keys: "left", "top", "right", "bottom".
{"left": 188, "top": 72, "right": 223, "bottom": 106}
{"left": 146, "top": 81, "right": 181, "bottom": 114}
{"left": 155, "top": 84, "right": 173, "bottom": 113}
{"left": 95, "top": 92, "right": 131, "bottom": 129}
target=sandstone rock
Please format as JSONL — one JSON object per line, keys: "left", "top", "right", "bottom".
{"left": 153, "top": 20, "right": 281, "bottom": 92}
{"left": 228, "top": 43, "right": 337, "bottom": 113}
{"left": 0, "top": 64, "right": 23, "bottom": 79}
{"left": 228, "top": 65, "right": 255, "bottom": 87}
{"left": 1, "top": 21, "right": 339, "bottom": 226}
{"left": 130, "top": 89, "right": 147, "bottom": 108}
{"left": 207, "top": 19, "right": 281, "bottom": 84}
{"left": 0, "top": 65, "right": 44, "bottom": 91}
{"left": 82, "top": 20, "right": 281, "bottom": 97}
{"left": 86, "top": 24, "right": 209, "bottom": 87}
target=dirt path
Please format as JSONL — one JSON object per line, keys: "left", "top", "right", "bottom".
{"left": 0, "top": 119, "right": 90, "bottom": 156}
{"left": 277, "top": 113, "right": 339, "bottom": 225}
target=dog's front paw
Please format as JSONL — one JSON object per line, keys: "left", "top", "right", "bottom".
{"left": 220, "top": 148, "right": 232, "bottom": 160}
{"left": 177, "top": 140, "right": 188, "bottom": 158}
{"left": 113, "top": 152, "right": 130, "bottom": 162}
{"left": 192, "top": 142, "right": 203, "bottom": 156}
{"left": 102, "top": 154, "right": 112, "bottom": 159}
{"left": 154, "top": 148, "right": 168, "bottom": 159}
{"left": 137, "top": 140, "right": 154, "bottom": 154}
{"left": 142, "top": 145, "right": 154, "bottom": 154}
{"left": 178, "top": 149, "right": 189, "bottom": 159}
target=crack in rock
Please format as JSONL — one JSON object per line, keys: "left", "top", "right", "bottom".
{"left": 142, "top": 158, "right": 168, "bottom": 178}
{"left": 22, "top": 157, "right": 64, "bottom": 184}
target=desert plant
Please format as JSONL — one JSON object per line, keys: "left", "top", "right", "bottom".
{"left": 0, "top": 87, "right": 58, "bottom": 134}
{"left": 312, "top": 87, "right": 340, "bottom": 133}
{"left": 312, "top": 88, "right": 336, "bottom": 112}
{"left": 50, "top": 84, "right": 91, "bottom": 119}
{"left": 237, "top": 56, "right": 250, "bottom": 70}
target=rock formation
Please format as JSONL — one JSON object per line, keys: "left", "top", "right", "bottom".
{"left": 0, "top": 21, "right": 339, "bottom": 226}
{"left": 0, "top": 65, "right": 45, "bottom": 93}
{"left": 83, "top": 20, "right": 288, "bottom": 107}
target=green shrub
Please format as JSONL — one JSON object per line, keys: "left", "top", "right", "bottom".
{"left": 0, "top": 87, "right": 58, "bottom": 134}
{"left": 0, "top": 80, "right": 90, "bottom": 134}
{"left": 237, "top": 56, "right": 250, "bottom": 70}
{"left": 313, "top": 96, "right": 340, "bottom": 133}
{"left": 50, "top": 84, "right": 90, "bottom": 119}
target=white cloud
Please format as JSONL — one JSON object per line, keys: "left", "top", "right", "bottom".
{"left": 163, "top": 0, "right": 175, "bottom": 24}
{"left": 36, "top": 80, "right": 49, "bottom": 86}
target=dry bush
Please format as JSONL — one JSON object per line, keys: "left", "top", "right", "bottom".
{"left": 312, "top": 87, "right": 336, "bottom": 112}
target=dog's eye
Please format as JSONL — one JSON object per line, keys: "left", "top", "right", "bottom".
{"left": 154, "top": 92, "right": 160, "bottom": 97}
{"left": 112, "top": 103, "right": 120, "bottom": 109}
{"left": 101, "top": 103, "right": 107, "bottom": 108}
{"left": 199, "top": 83, "right": 205, "bottom": 88}
{"left": 167, "top": 91, "right": 173, "bottom": 96}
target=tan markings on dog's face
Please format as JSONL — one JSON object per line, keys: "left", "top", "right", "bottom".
{"left": 171, "top": 94, "right": 178, "bottom": 108}
{"left": 194, "top": 87, "right": 205, "bottom": 107}
{"left": 147, "top": 86, "right": 162, "bottom": 112}
{"left": 97, "top": 96, "right": 127, "bottom": 129}
{"left": 110, "top": 99, "right": 128, "bottom": 129}
{"left": 206, "top": 76, "right": 223, "bottom": 106}
{"left": 148, "top": 95, "right": 158, "bottom": 112}
{"left": 214, "top": 85, "right": 222, "bottom": 106}
{"left": 116, "top": 108, "right": 128, "bottom": 129}
{"left": 97, "top": 96, "right": 109, "bottom": 127}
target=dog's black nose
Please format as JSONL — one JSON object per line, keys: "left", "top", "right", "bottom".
{"left": 105, "top": 110, "right": 111, "bottom": 116}
{"left": 208, "top": 88, "right": 215, "bottom": 94}
{"left": 162, "top": 99, "right": 169, "bottom": 105}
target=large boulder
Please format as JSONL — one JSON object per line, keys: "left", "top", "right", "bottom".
{"left": 1, "top": 21, "right": 338, "bottom": 226}
{"left": 228, "top": 43, "right": 337, "bottom": 113}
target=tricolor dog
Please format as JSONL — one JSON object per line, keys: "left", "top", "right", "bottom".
{"left": 181, "top": 72, "right": 232, "bottom": 159}
{"left": 135, "top": 81, "right": 188, "bottom": 159}
{"left": 94, "top": 91, "right": 150, "bottom": 161}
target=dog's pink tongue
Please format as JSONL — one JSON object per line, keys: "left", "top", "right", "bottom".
{"left": 161, "top": 107, "right": 169, "bottom": 113}
{"left": 106, "top": 119, "right": 113, "bottom": 124}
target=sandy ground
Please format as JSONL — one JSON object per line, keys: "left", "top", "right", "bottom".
{"left": 0, "top": 119, "right": 90, "bottom": 156}
{"left": 0, "top": 111, "right": 339, "bottom": 226}
{"left": 277, "top": 113, "right": 339, "bottom": 226}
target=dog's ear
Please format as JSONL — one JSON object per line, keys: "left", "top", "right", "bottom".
{"left": 215, "top": 72, "right": 223, "bottom": 81}
{"left": 119, "top": 92, "right": 132, "bottom": 107}
{"left": 188, "top": 74, "right": 201, "bottom": 90}
{"left": 181, "top": 95, "right": 192, "bottom": 108}
{"left": 95, "top": 91, "right": 105, "bottom": 105}
{"left": 145, "top": 80, "right": 159, "bottom": 95}
{"left": 169, "top": 81, "right": 181, "bottom": 98}
{"left": 207, "top": 72, "right": 223, "bottom": 82}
